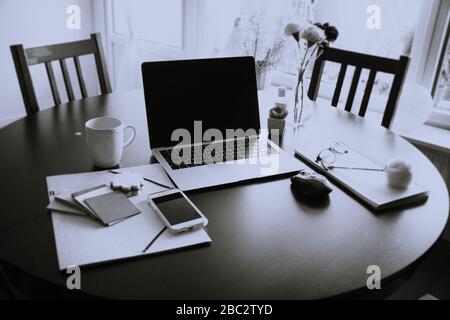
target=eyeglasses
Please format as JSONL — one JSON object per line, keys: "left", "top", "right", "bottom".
{"left": 315, "top": 142, "right": 348, "bottom": 170}
{"left": 315, "top": 142, "right": 385, "bottom": 172}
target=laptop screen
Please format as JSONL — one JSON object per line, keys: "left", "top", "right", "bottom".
{"left": 142, "top": 57, "right": 260, "bottom": 149}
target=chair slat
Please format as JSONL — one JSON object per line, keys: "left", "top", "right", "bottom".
{"left": 45, "top": 62, "right": 61, "bottom": 105}
{"left": 359, "top": 69, "right": 377, "bottom": 117}
{"left": 74, "top": 56, "right": 88, "bottom": 99}
{"left": 25, "top": 39, "right": 96, "bottom": 65}
{"left": 59, "top": 59, "right": 75, "bottom": 101}
{"left": 332, "top": 64, "right": 347, "bottom": 107}
{"left": 345, "top": 67, "right": 362, "bottom": 112}
{"left": 382, "top": 56, "right": 410, "bottom": 129}
{"left": 307, "top": 51, "right": 325, "bottom": 101}
{"left": 91, "top": 34, "right": 112, "bottom": 94}
{"left": 322, "top": 47, "right": 398, "bottom": 73}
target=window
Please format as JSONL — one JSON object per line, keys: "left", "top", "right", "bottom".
{"left": 96, "top": 0, "right": 450, "bottom": 128}
{"left": 308, "top": 0, "right": 425, "bottom": 111}
{"left": 434, "top": 32, "right": 450, "bottom": 111}
{"left": 428, "top": 9, "right": 450, "bottom": 129}
{"left": 209, "top": 0, "right": 315, "bottom": 74}
{"left": 423, "top": 1, "right": 450, "bottom": 129}
{"left": 209, "top": 0, "right": 424, "bottom": 60}
{"left": 94, "top": 0, "right": 199, "bottom": 90}
{"left": 209, "top": 0, "right": 425, "bottom": 113}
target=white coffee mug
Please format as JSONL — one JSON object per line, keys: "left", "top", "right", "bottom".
{"left": 85, "top": 117, "right": 136, "bottom": 168}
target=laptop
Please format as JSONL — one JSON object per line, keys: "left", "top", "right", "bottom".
{"left": 142, "top": 57, "right": 302, "bottom": 191}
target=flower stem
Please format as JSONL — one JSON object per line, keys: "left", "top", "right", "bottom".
{"left": 299, "top": 77, "right": 304, "bottom": 125}
{"left": 294, "top": 45, "right": 309, "bottom": 124}
{"left": 294, "top": 40, "right": 327, "bottom": 125}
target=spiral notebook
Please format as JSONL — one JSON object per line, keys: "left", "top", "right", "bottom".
{"left": 295, "top": 141, "right": 428, "bottom": 211}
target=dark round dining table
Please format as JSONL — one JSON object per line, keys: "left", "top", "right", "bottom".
{"left": 0, "top": 90, "right": 448, "bottom": 299}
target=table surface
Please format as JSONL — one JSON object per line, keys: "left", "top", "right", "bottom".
{"left": 0, "top": 89, "right": 448, "bottom": 299}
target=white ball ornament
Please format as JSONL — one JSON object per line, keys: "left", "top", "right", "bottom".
{"left": 385, "top": 158, "right": 413, "bottom": 189}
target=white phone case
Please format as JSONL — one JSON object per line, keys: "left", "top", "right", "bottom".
{"left": 148, "top": 189, "right": 208, "bottom": 233}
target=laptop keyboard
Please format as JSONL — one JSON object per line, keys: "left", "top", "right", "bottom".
{"left": 160, "top": 138, "right": 279, "bottom": 170}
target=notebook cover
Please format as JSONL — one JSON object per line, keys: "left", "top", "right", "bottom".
{"left": 84, "top": 191, "right": 141, "bottom": 226}
{"left": 55, "top": 189, "right": 87, "bottom": 213}
{"left": 47, "top": 199, "right": 86, "bottom": 216}
{"left": 72, "top": 185, "right": 109, "bottom": 220}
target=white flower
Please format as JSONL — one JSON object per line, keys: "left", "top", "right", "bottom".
{"left": 301, "top": 25, "right": 325, "bottom": 47}
{"left": 284, "top": 23, "right": 301, "bottom": 41}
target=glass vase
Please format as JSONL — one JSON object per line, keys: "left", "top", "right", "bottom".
{"left": 292, "top": 79, "right": 313, "bottom": 129}
{"left": 255, "top": 61, "right": 268, "bottom": 90}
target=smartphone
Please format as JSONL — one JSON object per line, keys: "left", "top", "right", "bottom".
{"left": 148, "top": 189, "right": 208, "bottom": 233}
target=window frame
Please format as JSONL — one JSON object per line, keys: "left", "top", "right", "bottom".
{"left": 93, "top": 0, "right": 202, "bottom": 89}
{"left": 431, "top": 11, "right": 450, "bottom": 97}
{"left": 408, "top": 0, "right": 450, "bottom": 129}
{"left": 427, "top": 8, "right": 450, "bottom": 130}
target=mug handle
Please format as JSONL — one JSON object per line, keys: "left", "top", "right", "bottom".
{"left": 123, "top": 125, "right": 136, "bottom": 148}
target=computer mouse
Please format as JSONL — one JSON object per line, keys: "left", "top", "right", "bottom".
{"left": 290, "top": 171, "right": 332, "bottom": 200}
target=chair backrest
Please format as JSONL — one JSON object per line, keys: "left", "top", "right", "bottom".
{"left": 307, "top": 46, "right": 410, "bottom": 129}
{"left": 10, "top": 33, "right": 112, "bottom": 116}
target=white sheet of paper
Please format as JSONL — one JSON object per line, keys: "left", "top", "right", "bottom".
{"left": 47, "top": 199, "right": 86, "bottom": 216}
{"left": 55, "top": 188, "right": 85, "bottom": 210}
{"left": 47, "top": 164, "right": 211, "bottom": 270}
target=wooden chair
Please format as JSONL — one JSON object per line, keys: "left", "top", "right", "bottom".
{"left": 11, "top": 33, "right": 112, "bottom": 116}
{"left": 307, "top": 46, "right": 410, "bottom": 129}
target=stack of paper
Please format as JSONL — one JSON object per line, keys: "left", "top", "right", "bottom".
{"left": 72, "top": 185, "right": 141, "bottom": 225}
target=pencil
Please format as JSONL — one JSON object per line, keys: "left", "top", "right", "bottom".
{"left": 328, "top": 166, "right": 385, "bottom": 172}
{"left": 109, "top": 170, "right": 173, "bottom": 189}
{"left": 142, "top": 226, "right": 167, "bottom": 253}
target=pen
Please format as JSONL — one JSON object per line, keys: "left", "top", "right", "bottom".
{"left": 109, "top": 170, "right": 173, "bottom": 189}
{"left": 142, "top": 226, "right": 167, "bottom": 253}
{"left": 328, "top": 166, "right": 385, "bottom": 172}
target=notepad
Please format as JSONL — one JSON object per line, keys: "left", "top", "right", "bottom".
{"left": 47, "top": 199, "right": 86, "bottom": 216}
{"left": 54, "top": 189, "right": 87, "bottom": 214}
{"left": 295, "top": 140, "right": 429, "bottom": 210}
{"left": 72, "top": 185, "right": 109, "bottom": 220}
{"left": 72, "top": 185, "right": 141, "bottom": 225}
{"left": 84, "top": 191, "right": 141, "bottom": 226}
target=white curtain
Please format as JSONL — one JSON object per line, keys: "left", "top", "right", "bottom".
{"left": 115, "top": 1, "right": 142, "bottom": 91}
{"left": 198, "top": 0, "right": 243, "bottom": 57}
